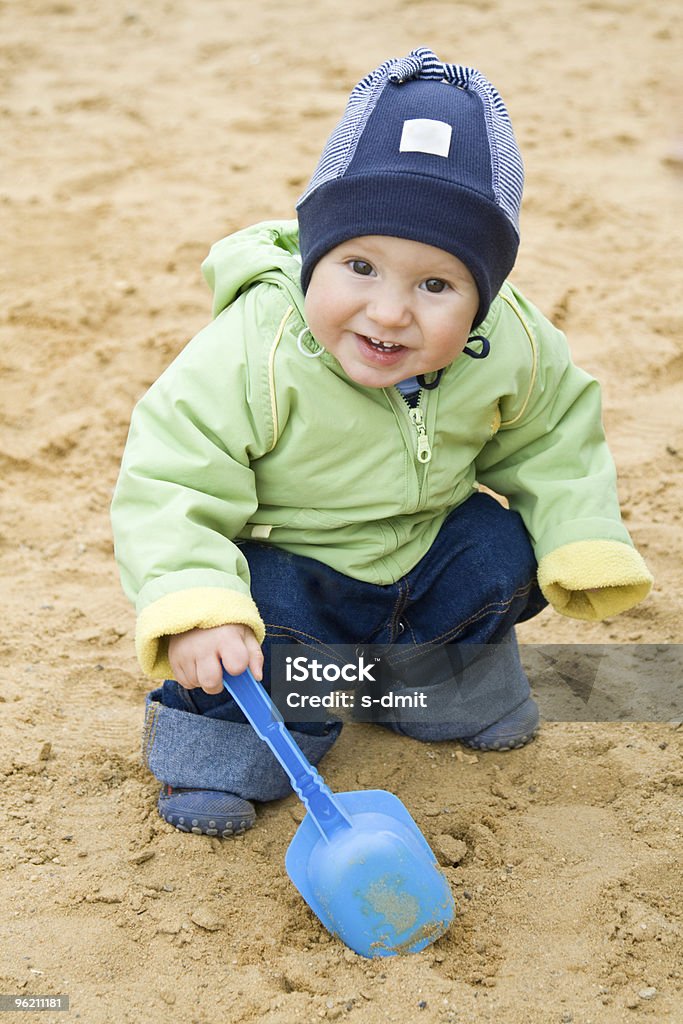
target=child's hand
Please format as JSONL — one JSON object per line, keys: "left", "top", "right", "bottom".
{"left": 168, "top": 624, "right": 264, "bottom": 694}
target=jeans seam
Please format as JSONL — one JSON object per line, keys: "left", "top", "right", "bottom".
{"left": 142, "top": 700, "right": 161, "bottom": 767}
{"left": 265, "top": 623, "right": 346, "bottom": 661}
{"left": 389, "top": 580, "right": 410, "bottom": 642}
{"left": 428, "top": 582, "right": 533, "bottom": 645}
{"left": 385, "top": 582, "right": 533, "bottom": 669}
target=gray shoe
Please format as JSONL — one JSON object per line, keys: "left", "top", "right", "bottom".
{"left": 158, "top": 785, "right": 256, "bottom": 837}
{"left": 460, "top": 696, "right": 540, "bottom": 751}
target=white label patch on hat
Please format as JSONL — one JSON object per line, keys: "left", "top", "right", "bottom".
{"left": 399, "top": 118, "right": 452, "bottom": 158}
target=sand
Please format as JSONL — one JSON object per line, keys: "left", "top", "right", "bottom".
{"left": 1, "top": 1, "right": 682, "bottom": 1021}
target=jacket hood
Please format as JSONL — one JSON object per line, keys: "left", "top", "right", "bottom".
{"left": 201, "top": 220, "right": 303, "bottom": 319}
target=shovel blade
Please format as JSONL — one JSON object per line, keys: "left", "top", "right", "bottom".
{"left": 285, "top": 790, "right": 454, "bottom": 958}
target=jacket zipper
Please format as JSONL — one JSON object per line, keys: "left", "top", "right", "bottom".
{"left": 408, "top": 405, "right": 432, "bottom": 463}
{"left": 390, "top": 387, "right": 434, "bottom": 464}
{"left": 397, "top": 387, "right": 432, "bottom": 464}
{"left": 384, "top": 386, "right": 432, "bottom": 512}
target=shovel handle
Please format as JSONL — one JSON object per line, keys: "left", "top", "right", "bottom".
{"left": 222, "top": 668, "right": 352, "bottom": 841}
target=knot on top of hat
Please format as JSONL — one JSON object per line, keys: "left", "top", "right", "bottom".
{"left": 388, "top": 46, "right": 472, "bottom": 89}
{"left": 387, "top": 51, "right": 425, "bottom": 85}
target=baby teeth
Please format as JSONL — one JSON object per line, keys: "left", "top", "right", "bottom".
{"left": 370, "top": 338, "right": 401, "bottom": 350}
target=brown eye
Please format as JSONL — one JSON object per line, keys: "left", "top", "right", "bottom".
{"left": 350, "top": 260, "right": 374, "bottom": 276}
{"left": 423, "top": 278, "right": 448, "bottom": 293}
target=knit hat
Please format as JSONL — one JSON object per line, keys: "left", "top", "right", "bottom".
{"left": 297, "top": 47, "right": 524, "bottom": 328}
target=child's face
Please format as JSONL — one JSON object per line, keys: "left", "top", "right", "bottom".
{"left": 304, "top": 235, "right": 479, "bottom": 388}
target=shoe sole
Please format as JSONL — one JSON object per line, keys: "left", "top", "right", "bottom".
{"left": 160, "top": 811, "right": 255, "bottom": 838}
{"left": 461, "top": 727, "right": 538, "bottom": 753}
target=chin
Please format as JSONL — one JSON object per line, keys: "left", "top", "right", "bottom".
{"left": 345, "top": 367, "right": 390, "bottom": 388}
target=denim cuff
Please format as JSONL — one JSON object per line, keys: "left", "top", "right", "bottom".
{"left": 380, "top": 629, "right": 531, "bottom": 741}
{"left": 142, "top": 691, "right": 342, "bottom": 802}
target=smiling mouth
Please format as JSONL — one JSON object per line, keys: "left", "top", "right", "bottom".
{"left": 356, "top": 334, "right": 406, "bottom": 357}
{"left": 367, "top": 337, "right": 403, "bottom": 351}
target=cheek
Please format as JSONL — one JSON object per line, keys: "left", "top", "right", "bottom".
{"left": 305, "top": 288, "right": 347, "bottom": 341}
{"left": 304, "top": 292, "right": 326, "bottom": 340}
{"left": 429, "top": 317, "right": 469, "bottom": 359}
{"left": 433, "top": 299, "right": 477, "bottom": 350}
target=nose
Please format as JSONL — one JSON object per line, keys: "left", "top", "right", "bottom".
{"left": 366, "top": 283, "right": 412, "bottom": 330}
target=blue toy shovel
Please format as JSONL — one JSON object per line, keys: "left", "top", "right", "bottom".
{"left": 222, "top": 667, "right": 455, "bottom": 958}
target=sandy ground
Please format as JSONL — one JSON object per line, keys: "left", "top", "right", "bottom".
{"left": 1, "top": 1, "right": 682, "bottom": 1022}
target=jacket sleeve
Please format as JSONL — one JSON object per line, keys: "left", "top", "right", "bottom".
{"left": 474, "top": 292, "right": 652, "bottom": 621}
{"left": 111, "top": 288, "right": 278, "bottom": 677}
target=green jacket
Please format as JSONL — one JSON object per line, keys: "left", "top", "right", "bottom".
{"left": 111, "top": 221, "right": 652, "bottom": 677}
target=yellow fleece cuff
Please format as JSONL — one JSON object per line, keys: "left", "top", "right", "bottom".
{"left": 135, "top": 587, "right": 266, "bottom": 679}
{"left": 537, "top": 540, "right": 653, "bottom": 621}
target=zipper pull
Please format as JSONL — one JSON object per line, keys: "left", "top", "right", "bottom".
{"left": 409, "top": 408, "right": 432, "bottom": 463}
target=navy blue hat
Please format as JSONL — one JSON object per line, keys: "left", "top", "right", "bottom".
{"left": 297, "top": 47, "right": 524, "bottom": 328}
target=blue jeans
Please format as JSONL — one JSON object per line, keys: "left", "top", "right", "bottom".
{"left": 143, "top": 493, "right": 547, "bottom": 802}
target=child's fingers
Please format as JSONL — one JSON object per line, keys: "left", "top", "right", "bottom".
{"left": 168, "top": 649, "right": 193, "bottom": 689}
{"left": 195, "top": 653, "right": 225, "bottom": 694}
{"left": 168, "top": 625, "right": 264, "bottom": 692}
{"left": 243, "top": 631, "right": 264, "bottom": 680}
{"left": 171, "top": 662, "right": 192, "bottom": 689}
{"left": 218, "top": 640, "right": 252, "bottom": 682}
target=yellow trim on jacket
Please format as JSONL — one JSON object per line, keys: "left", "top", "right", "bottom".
{"left": 537, "top": 539, "right": 653, "bottom": 621}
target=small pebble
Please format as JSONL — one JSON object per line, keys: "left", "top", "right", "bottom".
{"left": 638, "top": 987, "right": 657, "bottom": 1000}
{"left": 38, "top": 742, "right": 52, "bottom": 761}
{"left": 434, "top": 834, "right": 468, "bottom": 866}
{"left": 154, "top": 919, "right": 182, "bottom": 936}
{"left": 190, "top": 907, "right": 223, "bottom": 932}
{"left": 417, "top": 1000, "right": 427, "bottom": 1010}
{"left": 129, "top": 850, "right": 155, "bottom": 865}
{"left": 454, "top": 748, "right": 478, "bottom": 764}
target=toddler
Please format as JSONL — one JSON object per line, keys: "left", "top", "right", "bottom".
{"left": 111, "top": 47, "right": 652, "bottom": 837}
